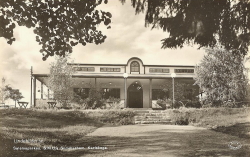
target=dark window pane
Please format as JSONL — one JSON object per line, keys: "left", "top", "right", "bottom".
{"left": 152, "top": 89, "right": 169, "bottom": 100}
{"left": 175, "top": 69, "right": 194, "bottom": 73}
{"left": 102, "top": 88, "right": 120, "bottom": 99}
{"left": 149, "top": 68, "right": 169, "bottom": 73}
{"left": 74, "top": 88, "right": 90, "bottom": 99}
{"left": 131, "top": 61, "right": 140, "bottom": 72}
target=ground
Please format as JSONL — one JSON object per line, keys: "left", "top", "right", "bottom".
{"left": 0, "top": 109, "right": 249, "bottom": 156}
{"left": 81, "top": 124, "right": 250, "bottom": 157}
{"left": 2, "top": 124, "right": 249, "bottom": 157}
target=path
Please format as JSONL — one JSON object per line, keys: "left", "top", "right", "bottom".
{"left": 71, "top": 124, "right": 250, "bottom": 157}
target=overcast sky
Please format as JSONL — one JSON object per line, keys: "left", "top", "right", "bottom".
{"left": 0, "top": 1, "right": 249, "bottom": 103}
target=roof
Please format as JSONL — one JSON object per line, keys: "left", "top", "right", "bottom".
{"left": 68, "top": 57, "right": 195, "bottom": 67}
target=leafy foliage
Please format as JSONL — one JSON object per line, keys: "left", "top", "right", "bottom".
{"left": 0, "top": 77, "right": 9, "bottom": 103}
{"left": 128, "top": 0, "right": 250, "bottom": 55}
{"left": 168, "top": 107, "right": 249, "bottom": 128}
{"left": 84, "top": 86, "right": 106, "bottom": 109}
{"left": 0, "top": 78, "right": 24, "bottom": 104}
{"left": 0, "top": 0, "right": 112, "bottom": 60}
{"left": 3, "top": 86, "right": 24, "bottom": 107}
{"left": 194, "top": 46, "right": 248, "bottom": 106}
{"left": 160, "top": 79, "right": 199, "bottom": 101}
{"left": 47, "top": 55, "right": 75, "bottom": 107}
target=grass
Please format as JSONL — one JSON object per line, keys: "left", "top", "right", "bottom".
{"left": 0, "top": 108, "right": 135, "bottom": 157}
{"left": 0, "top": 107, "right": 249, "bottom": 156}
{"left": 167, "top": 107, "right": 250, "bottom": 129}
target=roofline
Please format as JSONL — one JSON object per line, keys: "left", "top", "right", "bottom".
{"left": 127, "top": 57, "right": 144, "bottom": 65}
{"left": 68, "top": 63, "right": 195, "bottom": 68}
{"left": 68, "top": 57, "right": 196, "bottom": 67}
{"left": 32, "top": 73, "right": 195, "bottom": 79}
{"left": 68, "top": 63, "right": 127, "bottom": 66}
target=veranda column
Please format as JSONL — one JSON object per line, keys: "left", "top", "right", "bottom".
{"left": 95, "top": 78, "right": 97, "bottom": 88}
{"left": 123, "top": 73, "right": 128, "bottom": 108}
{"left": 30, "top": 66, "right": 33, "bottom": 107}
{"left": 41, "top": 82, "right": 43, "bottom": 99}
{"left": 149, "top": 78, "right": 152, "bottom": 108}
{"left": 48, "top": 88, "right": 50, "bottom": 99}
{"left": 171, "top": 73, "right": 176, "bottom": 109}
{"left": 33, "top": 77, "right": 36, "bottom": 107}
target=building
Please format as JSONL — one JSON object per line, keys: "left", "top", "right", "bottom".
{"left": 31, "top": 57, "right": 199, "bottom": 108}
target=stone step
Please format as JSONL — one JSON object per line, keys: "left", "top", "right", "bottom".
{"left": 135, "top": 118, "right": 171, "bottom": 121}
{"left": 133, "top": 110, "right": 151, "bottom": 114}
{"left": 133, "top": 109, "right": 172, "bottom": 124}
{"left": 134, "top": 116, "right": 171, "bottom": 120}
{"left": 136, "top": 113, "right": 170, "bottom": 116}
{"left": 135, "top": 120, "right": 172, "bottom": 124}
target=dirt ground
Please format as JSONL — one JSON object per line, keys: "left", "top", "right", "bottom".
{"left": 67, "top": 124, "right": 249, "bottom": 157}
{"left": 2, "top": 123, "right": 249, "bottom": 157}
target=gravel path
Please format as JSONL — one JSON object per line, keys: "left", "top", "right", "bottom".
{"left": 87, "top": 124, "right": 206, "bottom": 137}
{"left": 82, "top": 124, "right": 250, "bottom": 157}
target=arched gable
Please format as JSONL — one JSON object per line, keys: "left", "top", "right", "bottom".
{"left": 126, "top": 57, "right": 144, "bottom": 74}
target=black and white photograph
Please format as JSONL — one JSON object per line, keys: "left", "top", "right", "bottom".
{"left": 0, "top": 0, "right": 250, "bottom": 156}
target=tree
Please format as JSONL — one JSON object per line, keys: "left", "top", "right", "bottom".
{"left": 194, "top": 46, "right": 248, "bottom": 106}
{"left": 85, "top": 85, "right": 106, "bottom": 109}
{"left": 0, "top": 77, "right": 24, "bottom": 106}
{"left": 48, "top": 55, "right": 75, "bottom": 107}
{"left": 7, "top": 87, "right": 24, "bottom": 107}
{"left": 0, "top": 77, "right": 9, "bottom": 103}
{"left": 2, "top": 85, "right": 24, "bottom": 107}
{"left": 0, "top": 0, "right": 112, "bottom": 60}
{"left": 126, "top": 0, "right": 250, "bottom": 56}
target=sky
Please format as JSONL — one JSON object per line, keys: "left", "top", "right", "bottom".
{"left": 0, "top": 1, "right": 249, "bottom": 104}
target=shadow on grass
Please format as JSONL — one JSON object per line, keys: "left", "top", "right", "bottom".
{"left": 212, "top": 122, "right": 250, "bottom": 139}
{"left": 51, "top": 129, "right": 250, "bottom": 157}
{"left": 0, "top": 109, "right": 104, "bottom": 129}
{"left": 1, "top": 109, "right": 249, "bottom": 156}
{"left": 3, "top": 127, "right": 249, "bottom": 157}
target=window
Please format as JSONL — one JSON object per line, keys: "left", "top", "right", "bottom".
{"left": 175, "top": 69, "right": 194, "bottom": 73}
{"left": 100, "top": 68, "right": 121, "bottom": 72}
{"left": 152, "top": 89, "right": 169, "bottom": 100}
{"left": 184, "top": 89, "right": 194, "bottom": 100}
{"left": 149, "top": 68, "right": 169, "bottom": 73}
{"left": 74, "top": 67, "right": 95, "bottom": 72}
{"left": 73, "top": 88, "right": 90, "bottom": 99}
{"left": 102, "top": 88, "right": 120, "bottom": 99}
{"left": 131, "top": 61, "right": 140, "bottom": 72}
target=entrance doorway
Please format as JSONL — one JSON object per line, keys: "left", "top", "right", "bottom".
{"left": 127, "top": 81, "right": 143, "bottom": 108}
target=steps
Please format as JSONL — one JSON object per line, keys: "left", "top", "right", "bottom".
{"left": 133, "top": 109, "right": 172, "bottom": 124}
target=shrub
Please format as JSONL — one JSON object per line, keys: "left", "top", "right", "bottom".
{"left": 105, "top": 97, "right": 122, "bottom": 109}
{"left": 168, "top": 107, "right": 250, "bottom": 127}
{"left": 89, "top": 110, "right": 135, "bottom": 125}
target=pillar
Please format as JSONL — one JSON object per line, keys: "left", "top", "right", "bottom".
{"left": 124, "top": 78, "right": 127, "bottom": 108}
{"left": 95, "top": 78, "right": 97, "bottom": 88}
{"left": 33, "top": 77, "right": 36, "bottom": 107}
{"left": 48, "top": 88, "right": 50, "bottom": 99}
{"left": 30, "top": 66, "right": 33, "bottom": 107}
{"left": 41, "top": 82, "right": 43, "bottom": 99}
{"left": 149, "top": 78, "right": 152, "bottom": 108}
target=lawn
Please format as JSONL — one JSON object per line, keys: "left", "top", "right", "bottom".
{"left": 0, "top": 108, "right": 249, "bottom": 156}
{"left": 0, "top": 108, "right": 134, "bottom": 157}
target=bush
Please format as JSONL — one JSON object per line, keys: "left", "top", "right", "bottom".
{"left": 83, "top": 88, "right": 106, "bottom": 109}
{"left": 167, "top": 107, "right": 250, "bottom": 127}
{"left": 87, "top": 110, "right": 135, "bottom": 125}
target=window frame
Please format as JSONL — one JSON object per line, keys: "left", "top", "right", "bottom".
{"left": 130, "top": 61, "right": 140, "bottom": 73}
{"left": 149, "top": 68, "right": 169, "bottom": 73}
{"left": 102, "top": 88, "right": 120, "bottom": 99}
{"left": 174, "top": 69, "right": 194, "bottom": 73}
{"left": 100, "top": 67, "right": 121, "bottom": 72}
{"left": 74, "top": 67, "right": 95, "bottom": 72}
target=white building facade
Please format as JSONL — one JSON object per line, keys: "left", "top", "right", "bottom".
{"left": 32, "top": 57, "right": 199, "bottom": 108}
